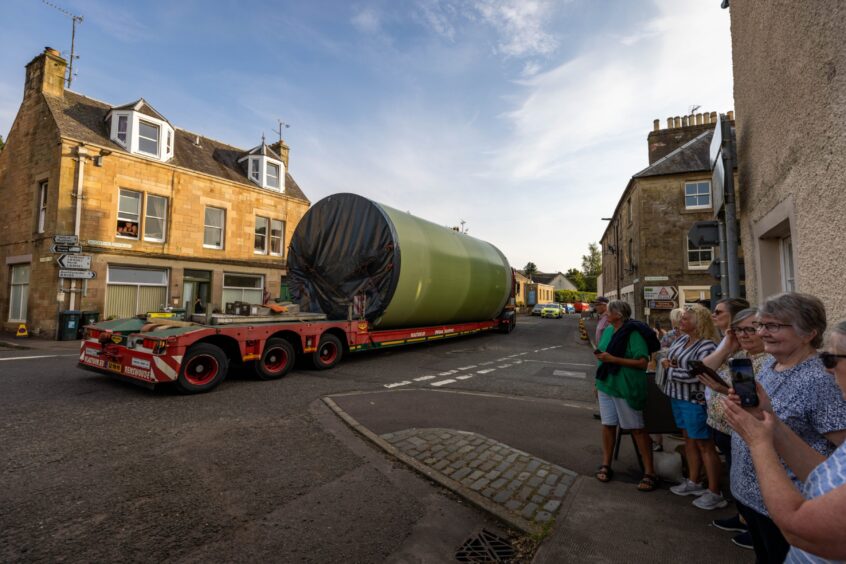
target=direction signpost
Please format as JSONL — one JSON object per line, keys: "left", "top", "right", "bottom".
{"left": 59, "top": 269, "right": 96, "bottom": 280}
{"left": 644, "top": 286, "right": 677, "bottom": 309}
{"left": 53, "top": 234, "right": 79, "bottom": 245}
{"left": 57, "top": 254, "right": 91, "bottom": 270}
{"left": 50, "top": 244, "right": 82, "bottom": 254}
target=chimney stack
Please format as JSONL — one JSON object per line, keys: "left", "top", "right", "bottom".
{"left": 653, "top": 119, "right": 660, "bottom": 131}
{"left": 727, "top": 110, "right": 734, "bottom": 121}
{"left": 24, "top": 47, "right": 67, "bottom": 99}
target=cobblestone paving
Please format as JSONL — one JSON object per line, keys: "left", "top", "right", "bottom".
{"left": 381, "top": 428, "right": 577, "bottom": 525}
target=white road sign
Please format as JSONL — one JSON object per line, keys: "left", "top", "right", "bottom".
{"left": 59, "top": 269, "right": 96, "bottom": 279}
{"left": 53, "top": 234, "right": 79, "bottom": 245}
{"left": 57, "top": 254, "right": 91, "bottom": 270}
{"left": 50, "top": 244, "right": 82, "bottom": 254}
{"left": 643, "top": 286, "right": 678, "bottom": 301}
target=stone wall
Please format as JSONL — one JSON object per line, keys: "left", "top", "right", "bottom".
{"left": 730, "top": 0, "right": 846, "bottom": 320}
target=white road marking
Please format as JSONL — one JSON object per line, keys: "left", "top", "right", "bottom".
{"left": 533, "top": 350, "right": 540, "bottom": 353}
{"left": 438, "top": 370, "right": 458, "bottom": 376}
{"left": 553, "top": 370, "right": 586, "bottom": 379}
{"left": 476, "top": 368, "right": 496, "bottom": 374}
{"left": 384, "top": 381, "right": 411, "bottom": 388}
{"left": 0, "top": 354, "right": 78, "bottom": 362}
{"left": 524, "top": 359, "right": 595, "bottom": 367}
{"left": 455, "top": 375, "right": 473, "bottom": 380}
{"left": 414, "top": 375, "right": 436, "bottom": 381}
{"left": 518, "top": 352, "right": 528, "bottom": 356}
{"left": 457, "top": 365, "right": 477, "bottom": 371}
{"left": 512, "top": 360, "right": 523, "bottom": 365}
{"left": 496, "top": 357, "right": 510, "bottom": 361}
{"left": 479, "top": 361, "right": 494, "bottom": 366}
{"left": 497, "top": 364, "right": 511, "bottom": 369}
{"left": 431, "top": 379, "right": 457, "bottom": 387}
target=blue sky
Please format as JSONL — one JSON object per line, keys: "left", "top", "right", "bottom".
{"left": 0, "top": 0, "right": 734, "bottom": 274}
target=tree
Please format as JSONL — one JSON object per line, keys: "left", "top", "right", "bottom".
{"left": 0, "top": 134, "right": 4, "bottom": 153}
{"left": 581, "top": 242, "right": 602, "bottom": 292}
{"left": 523, "top": 262, "right": 538, "bottom": 279}
{"left": 565, "top": 268, "right": 586, "bottom": 291}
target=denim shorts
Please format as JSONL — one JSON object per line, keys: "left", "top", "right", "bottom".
{"left": 671, "top": 398, "right": 711, "bottom": 439}
{"left": 598, "top": 390, "right": 644, "bottom": 430}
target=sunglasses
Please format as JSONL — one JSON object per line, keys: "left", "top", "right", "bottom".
{"left": 820, "top": 352, "right": 846, "bottom": 369}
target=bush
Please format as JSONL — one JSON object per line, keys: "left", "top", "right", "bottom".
{"left": 555, "top": 290, "right": 597, "bottom": 304}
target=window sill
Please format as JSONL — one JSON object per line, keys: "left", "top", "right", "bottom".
{"left": 116, "top": 235, "right": 140, "bottom": 240}
{"left": 203, "top": 245, "right": 224, "bottom": 250}
{"left": 143, "top": 238, "right": 166, "bottom": 244}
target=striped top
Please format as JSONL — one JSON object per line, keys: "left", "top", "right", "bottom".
{"left": 785, "top": 441, "right": 846, "bottom": 564}
{"left": 662, "top": 334, "right": 717, "bottom": 404}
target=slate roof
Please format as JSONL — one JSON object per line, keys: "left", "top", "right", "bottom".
{"left": 243, "top": 141, "right": 284, "bottom": 162}
{"left": 42, "top": 90, "right": 309, "bottom": 204}
{"left": 111, "top": 98, "right": 171, "bottom": 124}
{"left": 633, "top": 126, "right": 737, "bottom": 179}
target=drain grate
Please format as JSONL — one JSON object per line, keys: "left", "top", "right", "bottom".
{"left": 455, "top": 529, "right": 516, "bottom": 563}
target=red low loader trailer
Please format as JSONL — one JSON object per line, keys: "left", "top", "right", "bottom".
{"left": 78, "top": 310, "right": 515, "bottom": 394}
{"left": 79, "top": 193, "right": 517, "bottom": 393}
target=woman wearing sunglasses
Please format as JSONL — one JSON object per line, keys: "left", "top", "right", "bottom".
{"left": 723, "top": 294, "right": 846, "bottom": 563}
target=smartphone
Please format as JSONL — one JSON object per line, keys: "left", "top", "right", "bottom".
{"left": 594, "top": 349, "right": 602, "bottom": 355}
{"left": 730, "top": 358, "right": 759, "bottom": 407}
{"left": 688, "top": 360, "right": 721, "bottom": 382}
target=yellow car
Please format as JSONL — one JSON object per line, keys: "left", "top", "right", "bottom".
{"left": 540, "top": 303, "right": 563, "bottom": 318}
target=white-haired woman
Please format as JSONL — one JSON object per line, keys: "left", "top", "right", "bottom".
{"left": 724, "top": 294, "right": 846, "bottom": 563}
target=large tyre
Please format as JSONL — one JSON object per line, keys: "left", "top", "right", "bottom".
{"left": 176, "top": 343, "right": 228, "bottom": 394}
{"left": 312, "top": 334, "right": 342, "bottom": 370}
{"left": 254, "top": 338, "right": 296, "bottom": 380}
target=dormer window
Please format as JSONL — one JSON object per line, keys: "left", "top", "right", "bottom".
{"left": 138, "top": 120, "right": 160, "bottom": 156}
{"left": 117, "top": 115, "right": 128, "bottom": 144}
{"left": 266, "top": 162, "right": 280, "bottom": 189}
{"left": 106, "top": 99, "right": 175, "bottom": 163}
{"left": 238, "top": 142, "right": 286, "bottom": 192}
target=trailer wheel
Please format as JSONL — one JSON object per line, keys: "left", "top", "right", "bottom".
{"left": 312, "top": 334, "right": 342, "bottom": 370}
{"left": 255, "top": 338, "right": 296, "bottom": 380}
{"left": 176, "top": 343, "right": 228, "bottom": 394}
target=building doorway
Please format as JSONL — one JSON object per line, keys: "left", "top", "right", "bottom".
{"left": 183, "top": 270, "right": 211, "bottom": 314}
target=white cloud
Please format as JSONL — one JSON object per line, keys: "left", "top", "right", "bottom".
{"left": 472, "top": 0, "right": 559, "bottom": 58}
{"left": 351, "top": 7, "right": 382, "bottom": 35}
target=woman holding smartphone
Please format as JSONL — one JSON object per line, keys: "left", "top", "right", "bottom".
{"left": 661, "top": 305, "right": 723, "bottom": 507}
{"left": 723, "top": 294, "right": 846, "bottom": 563}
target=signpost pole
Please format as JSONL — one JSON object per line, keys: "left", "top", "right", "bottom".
{"left": 722, "top": 116, "right": 741, "bottom": 298}
{"left": 718, "top": 216, "right": 728, "bottom": 299}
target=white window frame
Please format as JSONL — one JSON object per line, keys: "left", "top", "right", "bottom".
{"left": 137, "top": 120, "right": 160, "bottom": 157}
{"left": 266, "top": 162, "right": 280, "bottom": 189}
{"left": 106, "top": 266, "right": 170, "bottom": 317}
{"left": 222, "top": 273, "right": 265, "bottom": 305}
{"left": 116, "top": 115, "right": 128, "bottom": 146}
{"left": 117, "top": 189, "right": 142, "bottom": 240}
{"left": 8, "top": 264, "right": 30, "bottom": 322}
{"left": 204, "top": 206, "right": 225, "bottom": 249}
{"left": 254, "top": 216, "right": 269, "bottom": 254}
{"left": 250, "top": 158, "right": 259, "bottom": 181}
{"left": 270, "top": 219, "right": 284, "bottom": 256}
{"left": 143, "top": 194, "right": 168, "bottom": 243}
{"left": 37, "top": 181, "right": 48, "bottom": 233}
{"left": 684, "top": 181, "right": 712, "bottom": 210}
{"left": 686, "top": 237, "right": 713, "bottom": 270}
{"left": 679, "top": 285, "right": 711, "bottom": 308}
{"left": 780, "top": 236, "right": 795, "bottom": 292}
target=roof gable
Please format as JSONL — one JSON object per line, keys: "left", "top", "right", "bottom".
{"left": 110, "top": 98, "right": 171, "bottom": 124}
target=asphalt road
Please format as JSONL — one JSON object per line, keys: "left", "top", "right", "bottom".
{"left": 0, "top": 314, "right": 594, "bottom": 563}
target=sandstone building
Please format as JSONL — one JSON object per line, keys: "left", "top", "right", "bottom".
{"left": 600, "top": 112, "right": 736, "bottom": 323}
{"left": 0, "top": 48, "right": 310, "bottom": 336}
{"left": 729, "top": 1, "right": 845, "bottom": 320}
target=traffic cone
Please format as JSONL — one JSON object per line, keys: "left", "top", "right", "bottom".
{"left": 16, "top": 323, "right": 29, "bottom": 338}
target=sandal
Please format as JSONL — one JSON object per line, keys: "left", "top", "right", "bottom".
{"left": 638, "top": 474, "right": 659, "bottom": 492}
{"left": 595, "top": 465, "right": 613, "bottom": 483}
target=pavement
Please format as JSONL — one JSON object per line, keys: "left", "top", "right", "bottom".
{"left": 323, "top": 315, "right": 749, "bottom": 564}
{"left": 0, "top": 333, "right": 82, "bottom": 351}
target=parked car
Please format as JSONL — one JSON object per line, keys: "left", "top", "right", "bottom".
{"left": 541, "top": 303, "right": 563, "bottom": 318}
{"left": 560, "top": 303, "right": 575, "bottom": 314}
{"left": 573, "top": 302, "right": 591, "bottom": 313}
{"left": 531, "top": 303, "right": 545, "bottom": 316}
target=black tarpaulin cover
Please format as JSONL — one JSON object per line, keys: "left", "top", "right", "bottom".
{"left": 287, "top": 193, "right": 401, "bottom": 321}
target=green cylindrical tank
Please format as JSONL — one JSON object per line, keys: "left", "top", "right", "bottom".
{"left": 287, "top": 193, "right": 512, "bottom": 329}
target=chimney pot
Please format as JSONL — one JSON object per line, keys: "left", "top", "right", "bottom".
{"left": 710, "top": 111, "right": 717, "bottom": 122}
{"left": 673, "top": 116, "right": 681, "bottom": 128}
{"left": 653, "top": 119, "right": 660, "bottom": 131}
{"left": 727, "top": 110, "right": 734, "bottom": 121}
{"left": 696, "top": 113, "right": 703, "bottom": 125}
{"left": 682, "top": 116, "right": 689, "bottom": 127}
{"left": 667, "top": 117, "right": 674, "bottom": 129}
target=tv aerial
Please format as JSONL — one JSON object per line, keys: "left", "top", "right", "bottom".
{"left": 41, "top": 0, "right": 83, "bottom": 88}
